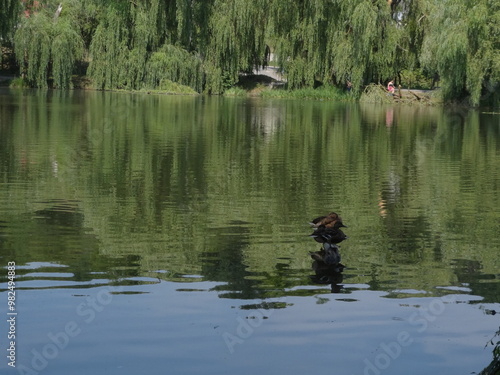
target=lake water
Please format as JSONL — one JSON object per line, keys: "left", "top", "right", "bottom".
{"left": 0, "top": 88, "right": 499, "bottom": 375}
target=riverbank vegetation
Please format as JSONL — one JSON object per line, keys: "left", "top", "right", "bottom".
{"left": 0, "top": 0, "right": 498, "bottom": 106}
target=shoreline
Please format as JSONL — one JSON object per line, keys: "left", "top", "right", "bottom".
{"left": 0, "top": 73, "right": 496, "bottom": 109}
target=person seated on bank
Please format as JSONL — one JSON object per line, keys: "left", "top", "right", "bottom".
{"left": 387, "top": 80, "right": 395, "bottom": 95}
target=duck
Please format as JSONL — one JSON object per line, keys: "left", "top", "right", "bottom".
{"left": 309, "top": 243, "right": 342, "bottom": 265}
{"left": 309, "top": 212, "right": 347, "bottom": 229}
{"left": 309, "top": 225, "right": 348, "bottom": 245}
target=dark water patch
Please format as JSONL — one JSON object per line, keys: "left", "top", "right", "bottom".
{"left": 239, "top": 301, "right": 290, "bottom": 310}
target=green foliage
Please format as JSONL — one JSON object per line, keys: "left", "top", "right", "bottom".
{"left": 223, "top": 87, "right": 247, "bottom": 97}
{"left": 420, "top": 0, "right": 499, "bottom": 105}
{"left": 204, "top": 63, "right": 236, "bottom": 94}
{"left": 400, "top": 69, "right": 432, "bottom": 90}
{"left": 145, "top": 44, "right": 204, "bottom": 92}
{"left": 52, "top": 18, "right": 84, "bottom": 88}
{"left": 360, "top": 83, "right": 441, "bottom": 105}
{"left": 2, "top": 0, "right": 498, "bottom": 104}
{"left": 359, "top": 84, "right": 395, "bottom": 104}
{"left": 13, "top": 2, "right": 84, "bottom": 88}
{"left": 138, "top": 79, "right": 198, "bottom": 95}
{"left": 157, "top": 79, "right": 197, "bottom": 94}
{"left": 87, "top": 6, "right": 130, "bottom": 89}
{"left": 9, "top": 77, "right": 28, "bottom": 88}
{"left": 0, "top": 0, "right": 20, "bottom": 40}
{"left": 261, "top": 85, "right": 353, "bottom": 101}
{"left": 203, "top": 0, "right": 267, "bottom": 93}
{"left": 268, "top": 0, "right": 402, "bottom": 92}
{"left": 205, "top": 0, "right": 267, "bottom": 94}
{"left": 14, "top": 12, "right": 52, "bottom": 88}
{"left": 87, "top": 0, "right": 205, "bottom": 91}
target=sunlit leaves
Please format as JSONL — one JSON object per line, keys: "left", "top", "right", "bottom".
{"left": 52, "top": 17, "right": 84, "bottom": 88}
{"left": 13, "top": 2, "right": 84, "bottom": 88}
{"left": 268, "top": 0, "right": 402, "bottom": 91}
{"left": 204, "top": 0, "right": 267, "bottom": 93}
{"left": 419, "top": 0, "right": 498, "bottom": 105}
{"left": 146, "top": 44, "right": 204, "bottom": 92}
{"left": 87, "top": 6, "right": 129, "bottom": 89}
{"left": 14, "top": 12, "right": 52, "bottom": 87}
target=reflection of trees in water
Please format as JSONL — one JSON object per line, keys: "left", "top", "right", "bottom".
{"left": 3, "top": 199, "right": 141, "bottom": 284}
{"left": 200, "top": 221, "right": 313, "bottom": 300}
{"left": 451, "top": 259, "right": 500, "bottom": 304}
{"left": 201, "top": 221, "right": 257, "bottom": 299}
{"left": 2, "top": 94, "right": 499, "bottom": 304}
{"left": 377, "top": 167, "right": 435, "bottom": 263}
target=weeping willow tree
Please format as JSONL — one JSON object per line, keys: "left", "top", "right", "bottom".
{"left": 419, "top": 0, "right": 499, "bottom": 105}
{"left": 87, "top": 5, "right": 135, "bottom": 89}
{"left": 203, "top": 0, "right": 268, "bottom": 93}
{"left": 13, "top": 1, "right": 84, "bottom": 88}
{"left": 175, "top": 0, "right": 212, "bottom": 52}
{"left": 267, "top": 0, "right": 404, "bottom": 91}
{"left": 14, "top": 12, "right": 52, "bottom": 87}
{"left": 52, "top": 12, "right": 84, "bottom": 88}
{"left": 0, "top": 0, "right": 21, "bottom": 40}
{"left": 335, "top": 0, "right": 404, "bottom": 88}
{"left": 88, "top": 0, "right": 170, "bottom": 90}
{"left": 394, "top": 0, "right": 427, "bottom": 72}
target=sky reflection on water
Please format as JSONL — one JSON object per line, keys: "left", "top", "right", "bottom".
{"left": 1, "top": 266, "right": 497, "bottom": 375}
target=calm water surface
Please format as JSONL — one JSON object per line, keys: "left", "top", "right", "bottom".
{"left": 0, "top": 88, "right": 499, "bottom": 374}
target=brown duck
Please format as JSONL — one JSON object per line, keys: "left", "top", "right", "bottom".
{"left": 309, "top": 212, "right": 347, "bottom": 229}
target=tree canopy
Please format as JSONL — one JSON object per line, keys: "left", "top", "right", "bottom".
{"left": 1, "top": 0, "right": 498, "bottom": 104}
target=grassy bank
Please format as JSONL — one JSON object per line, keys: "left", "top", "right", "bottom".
{"left": 224, "top": 75, "right": 355, "bottom": 101}
{"left": 4, "top": 76, "right": 198, "bottom": 95}
{"left": 260, "top": 85, "right": 354, "bottom": 101}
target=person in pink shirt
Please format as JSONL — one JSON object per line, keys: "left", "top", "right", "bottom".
{"left": 387, "top": 80, "right": 395, "bottom": 94}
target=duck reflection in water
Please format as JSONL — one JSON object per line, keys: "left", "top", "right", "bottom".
{"left": 310, "top": 244, "right": 345, "bottom": 270}
{"left": 310, "top": 250, "right": 344, "bottom": 293}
